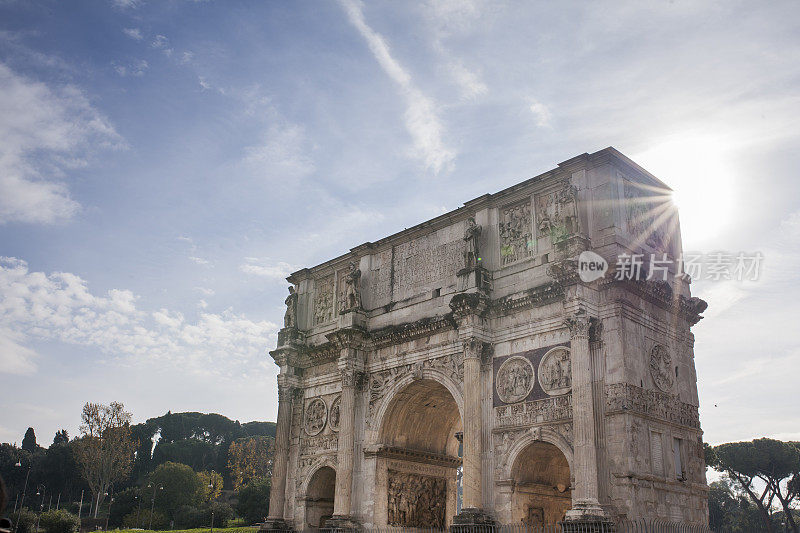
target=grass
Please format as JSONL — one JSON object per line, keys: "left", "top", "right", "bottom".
{"left": 114, "top": 526, "right": 258, "bottom": 533}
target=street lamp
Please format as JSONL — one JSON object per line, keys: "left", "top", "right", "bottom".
{"left": 207, "top": 482, "right": 216, "bottom": 533}
{"left": 14, "top": 461, "right": 32, "bottom": 533}
{"left": 147, "top": 483, "right": 163, "bottom": 531}
{"left": 34, "top": 485, "right": 46, "bottom": 533}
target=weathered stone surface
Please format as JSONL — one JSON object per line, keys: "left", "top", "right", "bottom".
{"left": 271, "top": 148, "right": 708, "bottom": 529}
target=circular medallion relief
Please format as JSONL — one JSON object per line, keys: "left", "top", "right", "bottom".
{"left": 304, "top": 398, "right": 327, "bottom": 436}
{"left": 649, "top": 344, "right": 674, "bottom": 392}
{"left": 538, "top": 347, "right": 572, "bottom": 396}
{"left": 496, "top": 356, "right": 535, "bottom": 403}
{"left": 329, "top": 396, "right": 341, "bottom": 432}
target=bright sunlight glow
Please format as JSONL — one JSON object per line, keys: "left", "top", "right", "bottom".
{"left": 635, "top": 135, "right": 736, "bottom": 249}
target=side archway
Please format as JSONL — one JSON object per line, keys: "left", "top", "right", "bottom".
{"left": 503, "top": 429, "right": 573, "bottom": 526}
{"left": 300, "top": 463, "right": 336, "bottom": 531}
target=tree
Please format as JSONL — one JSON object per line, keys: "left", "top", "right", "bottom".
{"left": 72, "top": 402, "right": 136, "bottom": 517}
{"left": 149, "top": 461, "right": 203, "bottom": 519}
{"left": 227, "top": 436, "right": 275, "bottom": 491}
{"left": 712, "top": 438, "right": 800, "bottom": 533}
{"left": 22, "top": 428, "right": 37, "bottom": 452}
{"left": 235, "top": 478, "right": 270, "bottom": 525}
{"left": 52, "top": 430, "right": 69, "bottom": 446}
{"left": 197, "top": 470, "right": 223, "bottom": 503}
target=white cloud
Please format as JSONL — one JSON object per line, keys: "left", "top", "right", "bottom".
{"left": 113, "top": 59, "right": 149, "bottom": 77}
{"left": 111, "top": 0, "right": 141, "bottom": 9}
{"left": 239, "top": 258, "right": 295, "bottom": 280}
{"left": 194, "top": 287, "right": 215, "bottom": 296}
{"left": 0, "top": 327, "right": 38, "bottom": 375}
{"left": 0, "top": 63, "right": 124, "bottom": 224}
{"left": 242, "top": 123, "right": 315, "bottom": 180}
{"left": 528, "top": 98, "right": 552, "bottom": 128}
{"left": 338, "top": 0, "right": 455, "bottom": 173}
{"left": 188, "top": 256, "right": 211, "bottom": 266}
{"left": 122, "top": 28, "right": 143, "bottom": 41}
{"left": 0, "top": 257, "right": 278, "bottom": 377}
{"left": 446, "top": 60, "right": 487, "bottom": 101}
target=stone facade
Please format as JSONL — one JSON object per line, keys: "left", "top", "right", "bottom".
{"left": 264, "top": 148, "right": 709, "bottom": 530}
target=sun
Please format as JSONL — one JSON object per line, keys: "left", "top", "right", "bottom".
{"left": 635, "top": 135, "right": 736, "bottom": 249}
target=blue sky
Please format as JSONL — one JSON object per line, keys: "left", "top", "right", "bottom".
{"left": 1, "top": 0, "right": 799, "bottom": 448}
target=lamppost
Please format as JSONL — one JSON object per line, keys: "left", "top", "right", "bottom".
{"left": 135, "top": 493, "right": 142, "bottom": 529}
{"left": 14, "top": 461, "right": 32, "bottom": 533}
{"left": 34, "top": 485, "right": 46, "bottom": 533}
{"left": 147, "top": 483, "right": 163, "bottom": 530}
{"left": 103, "top": 484, "right": 115, "bottom": 532}
{"left": 207, "top": 480, "right": 217, "bottom": 533}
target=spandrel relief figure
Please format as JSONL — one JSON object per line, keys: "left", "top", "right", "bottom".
{"left": 283, "top": 285, "right": 297, "bottom": 329}
{"left": 463, "top": 216, "right": 482, "bottom": 269}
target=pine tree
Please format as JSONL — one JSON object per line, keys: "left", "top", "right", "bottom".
{"left": 21, "top": 427, "right": 37, "bottom": 452}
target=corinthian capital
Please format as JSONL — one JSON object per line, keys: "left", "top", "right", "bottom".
{"left": 462, "top": 337, "right": 491, "bottom": 363}
{"left": 564, "top": 310, "right": 591, "bottom": 339}
{"left": 277, "top": 385, "right": 295, "bottom": 403}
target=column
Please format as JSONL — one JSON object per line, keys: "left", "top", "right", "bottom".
{"left": 565, "top": 311, "right": 606, "bottom": 521}
{"left": 266, "top": 384, "right": 293, "bottom": 523}
{"left": 461, "top": 339, "right": 483, "bottom": 511}
{"left": 332, "top": 367, "right": 357, "bottom": 518}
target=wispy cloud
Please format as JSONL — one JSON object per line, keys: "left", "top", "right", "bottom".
{"left": 338, "top": 0, "right": 455, "bottom": 173}
{"left": 122, "top": 27, "right": 143, "bottom": 41}
{"left": 112, "top": 59, "right": 149, "bottom": 77}
{"left": 0, "top": 257, "right": 278, "bottom": 377}
{"left": 188, "top": 256, "right": 211, "bottom": 266}
{"left": 111, "top": 0, "right": 141, "bottom": 9}
{"left": 528, "top": 98, "right": 552, "bottom": 128}
{"left": 239, "top": 258, "right": 295, "bottom": 280}
{"left": 0, "top": 63, "right": 124, "bottom": 225}
{"left": 242, "top": 123, "right": 315, "bottom": 181}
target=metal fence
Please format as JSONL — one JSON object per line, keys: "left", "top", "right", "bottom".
{"left": 315, "top": 520, "right": 712, "bottom": 533}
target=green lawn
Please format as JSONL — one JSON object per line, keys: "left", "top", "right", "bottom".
{"left": 115, "top": 527, "right": 258, "bottom": 533}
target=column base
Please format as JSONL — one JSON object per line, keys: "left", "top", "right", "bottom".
{"left": 322, "top": 515, "right": 360, "bottom": 532}
{"left": 450, "top": 508, "right": 496, "bottom": 532}
{"left": 562, "top": 499, "right": 613, "bottom": 532}
{"left": 259, "top": 518, "right": 293, "bottom": 533}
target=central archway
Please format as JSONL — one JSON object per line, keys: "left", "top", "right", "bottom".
{"left": 374, "top": 378, "right": 463, "bottom": 528}
{"left": 510, "top": 441, "right": 571, "bottom": 525}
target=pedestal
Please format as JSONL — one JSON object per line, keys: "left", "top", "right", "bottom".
{"left": 450, "top": 508, "right": 496, "bottom": 533}
{"left": 322, "top": 515, "right": 361, "bottom": 532}
{"left": 259, "top": 518, "right": 293, "bottom": 533}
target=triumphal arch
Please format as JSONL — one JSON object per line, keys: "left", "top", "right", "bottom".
{"left": 263, "top": 148, "right": 709, "bottom": 530}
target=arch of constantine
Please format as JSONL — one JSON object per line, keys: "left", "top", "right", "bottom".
{"left": 263, "top": 148, "right": 709, "bottom": 530}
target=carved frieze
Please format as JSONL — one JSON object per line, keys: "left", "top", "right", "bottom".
{"left": 538, "top": 347, "right": 572, "bottom": 396}
{"left": 605, "top": 383, "right": 700, "bottom": 429}
{"left": 387, "top": 471, "right": 446, "bottom": 528}
{"left": 494, "top": 395, "right": 573, "bottom": 428}
{"left": 649, "top": 344, "right": 674, "bottom": 392}
{"left": 499, "top": 200, "right": 534, "bottom": 266}
{"left": 496, "top": 356, "right": 535, "bottom": 403}
{"left": 304, "top": 398, "right": 327, "bottom": 436}
{"left": 313, "top": 275, "right": 334, "bottom": 325}
{"left": 301, "top": 433, "right": 339, "bottom": 454}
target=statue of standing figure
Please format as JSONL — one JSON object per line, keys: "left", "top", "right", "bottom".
{"left": 463, "top": 216, "right": 482, "bottom": 269}
{"left": 344, "top": 260, "right": 362, "bottom": 311}
{"left": 284, "top": 286, "right": 297, "bottom": 329}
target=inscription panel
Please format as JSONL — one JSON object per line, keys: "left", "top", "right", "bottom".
{"left": 392, "top": 233, "right": 462, "bottom": 301}
{"left": 365, "top": 249, "right": 393, "bottom": 310}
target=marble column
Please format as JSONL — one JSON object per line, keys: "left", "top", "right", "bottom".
{"left": 266, "top": 384, "right": 293, "bottom": 523}
{"left": 461, "top": 339, "right": 482, "bottom": 510}
{"left": 333, "top": 367, "right": 357, "bottom": 517}
{"left": 564, "top": 311, "right": 606, "bottom": 521}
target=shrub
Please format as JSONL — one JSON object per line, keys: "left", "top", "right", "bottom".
{"left": 39, "top": 509, "right": 80, "bottom": 533}
{"left": 124, "top": 509, "right": 169, "bottom": 530}
{"left": 12, "top": 507, "right": 38, "bottom": 533}
{"left": 208, "top": 502, "right": 234, "bottom": 527}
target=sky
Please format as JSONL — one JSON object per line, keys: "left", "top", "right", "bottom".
{"left": 1, "top": 0, "right": 799, "bottom": 449}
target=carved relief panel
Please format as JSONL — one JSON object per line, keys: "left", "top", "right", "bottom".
{"left": 538, "top": 347, "right": 572, "bottom": 396}
{"left": 304, "top": 398, "right": 328, "bottom": 436}
{"left": 650, "top": 344, "right": 674, "bottom": 392}
{"left": 387, "top": 471, "right": 446, "bottom": 528}
{"left": 622, "top": 177, "right": 669, "bottom": 254}
{"left": 312, "top": 275, "right": 334, "bottom": 325}
{"left": 535, "top": 180, "right": 578, "bottom": 245}
{"left": 499, "top": 200, "right": 534, "bottom": 266}
{"left": 328, "top": 396, "right": 341, "bottom": 432}
{"left": 496, "top": 356, "right": 535, "bottom": 403}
